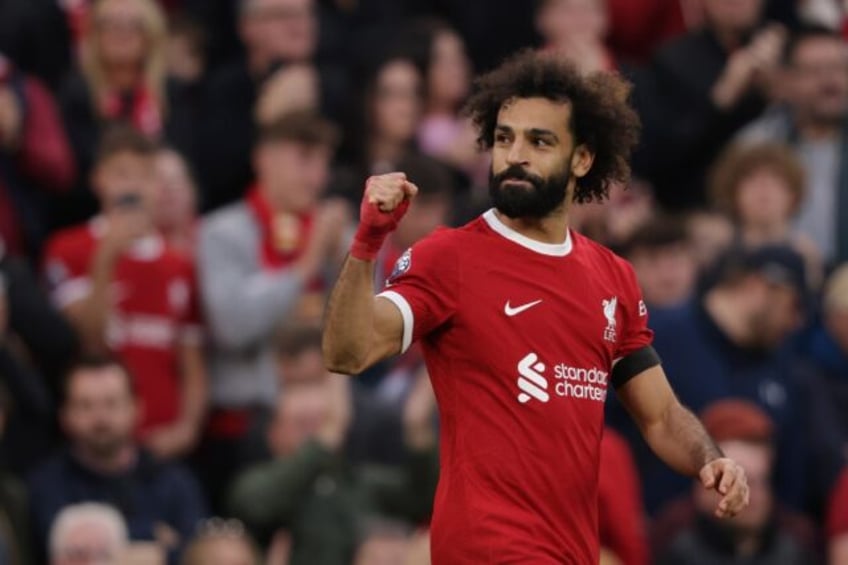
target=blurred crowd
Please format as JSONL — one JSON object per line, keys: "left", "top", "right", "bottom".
{"left": 1, "top": 0, "right": 848, "bottom": 563}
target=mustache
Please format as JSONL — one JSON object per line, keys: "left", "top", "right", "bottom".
{"left": 492, "top": 166, "right": 544, "bottom": 188}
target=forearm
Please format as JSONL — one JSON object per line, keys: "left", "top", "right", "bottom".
{"left": 322, "top": 256, "right": 378, "bottom": 374}
{"left": 641, "top": 400, "right": 722, "bottom": 477}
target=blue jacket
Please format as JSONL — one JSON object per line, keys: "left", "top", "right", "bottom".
{"left": 607, "top": 299, "right": 808, "bottom": 514}
{"left": 27, "top": 449, "right": 206, "bottom": 563}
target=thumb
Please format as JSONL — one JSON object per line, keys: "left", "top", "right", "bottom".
{"left": 402, "top": 181, "right": 419, "bottom": 199}
{"left": 700, "top": 463, "right": 718, "bottom": 489}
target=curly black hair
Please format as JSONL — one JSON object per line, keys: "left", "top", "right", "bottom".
{"left": 464, "top": 50, "right": 641, "bottom": 203}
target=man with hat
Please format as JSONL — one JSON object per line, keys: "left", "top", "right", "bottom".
{"left": 607, "top": 245, "right": 810, "bottom": 516}
{"left": 655, "top": 399, "right": 816, "bottom": 564}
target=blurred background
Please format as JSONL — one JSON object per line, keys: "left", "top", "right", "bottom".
{"left": 1, "top": 0, "right": 848, "bottom": 563}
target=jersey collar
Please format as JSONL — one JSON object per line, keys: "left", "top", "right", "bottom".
{"left": 482, "top": 209, "right": 573, "bottom": 257}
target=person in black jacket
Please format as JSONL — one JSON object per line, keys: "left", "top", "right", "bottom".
{"left": 631, "top": 0, "right": 787, "bottom": 210}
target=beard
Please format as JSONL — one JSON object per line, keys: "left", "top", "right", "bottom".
{"left": 489, "top": 163, "right": 572, "bottom": 219}
{"left": 81, "top": 424, "right": 128, "bottom": 459}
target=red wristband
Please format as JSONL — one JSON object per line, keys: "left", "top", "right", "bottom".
{"left": 349, "top": 198, "right": 410, "bottom": 261}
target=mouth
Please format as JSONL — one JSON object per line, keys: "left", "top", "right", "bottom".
{"left": 501, "top": 179, "right": 534, "bottom": 190}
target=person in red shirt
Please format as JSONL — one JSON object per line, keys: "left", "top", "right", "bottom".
{"left": 323, "top": 50, "right": 750, "bottom": 564}
{"left": 43, "top": 125, "right": 206, "bottom": 460}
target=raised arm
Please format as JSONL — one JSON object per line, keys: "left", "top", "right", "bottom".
{"left": 323, "top": 173, "right": 417, "bottom": 375}
{"left": 616, "top": 364, "right": 750, "bottom": 518}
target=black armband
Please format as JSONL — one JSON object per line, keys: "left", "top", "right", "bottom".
{"left": 611, "top": 346, "right": 661, "bottom": 389}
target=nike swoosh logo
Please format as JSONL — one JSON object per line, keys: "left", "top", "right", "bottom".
{"left": 504, "top": 299, "right": 543, "bottom": 316}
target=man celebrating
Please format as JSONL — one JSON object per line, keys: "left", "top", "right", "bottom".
{"left": 323, "top": 51, "right": 749, "bottom": 563}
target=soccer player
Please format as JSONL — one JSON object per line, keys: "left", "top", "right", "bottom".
{"left": 323, "top": 51, "right": 749, "bottom": 564}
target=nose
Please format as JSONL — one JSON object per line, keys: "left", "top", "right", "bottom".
{"left": 506, "top": 138, "right": 530, "bottom": 167}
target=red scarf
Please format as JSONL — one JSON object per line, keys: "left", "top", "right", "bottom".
{"left": 246, "top": 185, "right": 316, "bottom": 271}
{"left": 100, "top": 85, "right": 163, "bottom": 137}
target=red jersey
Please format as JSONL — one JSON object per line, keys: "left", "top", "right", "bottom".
{"left": 44, "top": 218, "right": 202, "bottom": 434}
{"left": 378, "top": 210, "right": 653, "bottom": 564}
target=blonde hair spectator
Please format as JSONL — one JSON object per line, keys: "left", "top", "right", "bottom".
{"left": 81, "top": 0, "right": 169, "bottom": 128}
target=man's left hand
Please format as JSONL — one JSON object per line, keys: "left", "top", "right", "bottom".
{"left": 699, "top": 457, "right": 750, "bottom": 518}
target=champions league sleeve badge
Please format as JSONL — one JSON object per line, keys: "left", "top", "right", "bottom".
{"left": 386, "top": 248, "right": 412, "bottom": 285}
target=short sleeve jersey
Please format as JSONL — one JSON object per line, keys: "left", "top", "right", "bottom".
{"left": 378, "top": 210, "right": 654, "bottom": 564}
{"left": 44, "top": 219, "right": 202, "bottom": 433}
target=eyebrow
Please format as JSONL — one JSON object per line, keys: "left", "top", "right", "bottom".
{"left": 495, "top": 124, "right": 559, "bottom": 142}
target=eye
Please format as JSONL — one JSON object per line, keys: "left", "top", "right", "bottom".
{"left": 495, "top": 133, "right": 510, "bottom": 144}
{"left": 532, "top": 138, "right": 551, "bottom": 147}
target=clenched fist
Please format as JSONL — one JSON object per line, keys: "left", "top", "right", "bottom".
{"left": 699, "top": 457, "right": 750, "bottom": 518}
{"left": 350, "top": 172, "right": 418, "bottom": 260}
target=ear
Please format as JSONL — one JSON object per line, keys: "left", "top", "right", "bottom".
{"left": 570, "top": 144, "right": 594, "bottom": 179}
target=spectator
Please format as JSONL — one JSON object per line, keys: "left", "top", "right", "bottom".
{"left": 49, "top": 503, "right": 129, "bottom": 565}
{"left": 607, "top": 245, "right": 810, "bottom": 514}
{"left": 44, "top": 126, "right": 207, "bottom": 459}
{"left": 536, "top": 0, "right": 615, "bottom": 73}
{"left": 632, "top": 0, "right": 787, "bottom": 210}
{"left": 335, "top": 54, "right": 424, "bottom": 203}
{"left": 29, "top": 357, "right": 207, "bottom": 563}
{"left": 709, "top": 142, "right": 823, "bottom": 286}
{"left": 182, "top": 518, "right": 260, "bottom": 565}
{"left": 736, "top": 25, "right": 848, "bottom": 264}
{"left": 197, "top": 111, "right": 349, "bottom": 507}
{"left": 195, "top": 0, "right": 346, "bottom": 211}
{"left": 58, "top": 0, "right": 194, "bottom": 227}
{"left": 655, "top": 399, "right": 816, "bottom": 564}
{"left": 405, "top": 20, "right": 485, "bottom": 188}
{"left": 0, "top": 53, "right": 76, "bottom": 260}
{"left": 227, "top": 370, "right": 439, "bottom": 564}
{"left": 154, "top": 147, "right": 199, "bottom": 255}
{"left": 621, "top": 216, "right": 698, "bottom": 310}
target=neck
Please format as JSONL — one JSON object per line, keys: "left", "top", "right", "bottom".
{"left": 103, "top": 63, "right": 143, "bottom": 91}
{"left": 161, "top": 224, "right": 193, "bottom": 250}
{"left": 796, "top": 118, "right": 842, "bottom": 141}
{"left": 493, "top": 206, "right": 570, "bottom": 245}
{"left": 73, "top": 444, "right": 137, "bottom": 474}
{"left": 740, "top": 222, "right": 789, "bottom": 246}
{"left": 704, "top": 288, "right": 752, "bottom": 346}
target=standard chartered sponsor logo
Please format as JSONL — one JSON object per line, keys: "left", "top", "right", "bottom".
{"left": 516, "top": 352, "right": 608, "bottom": 404}
{"left": 517, "top": 353, "right": 549, "bottom": 404}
